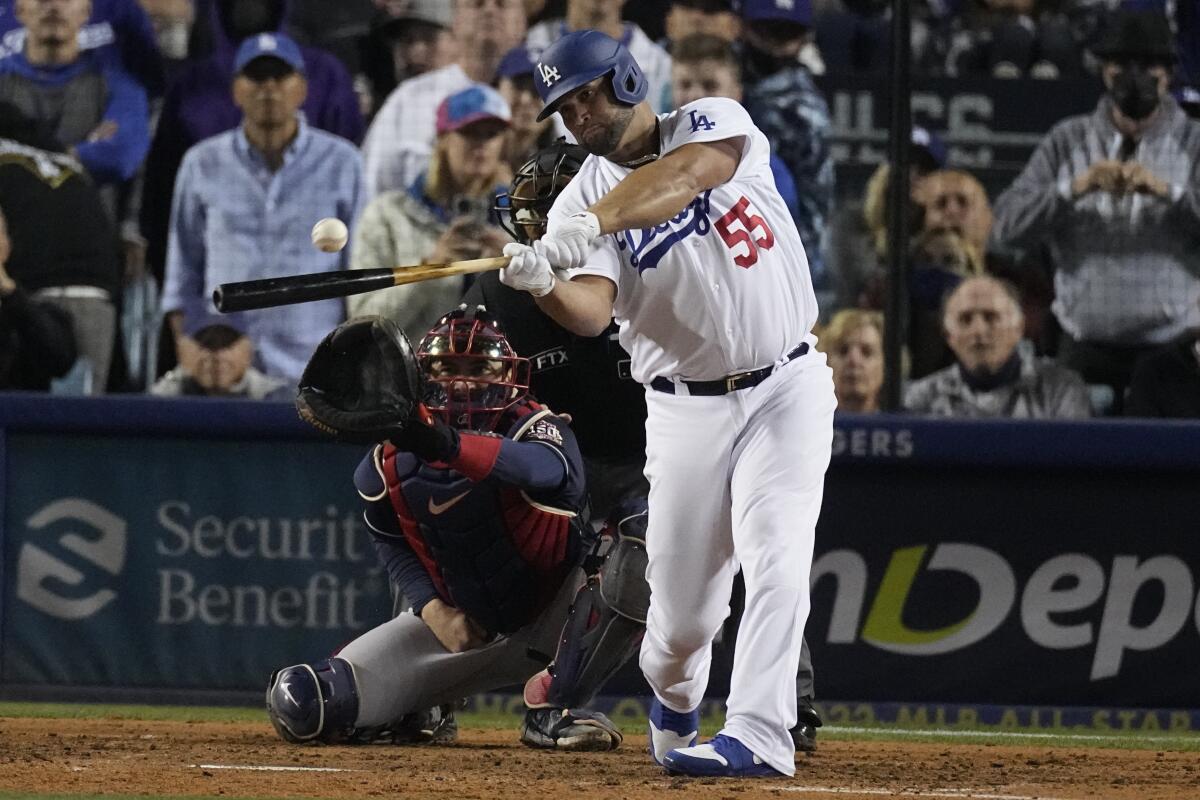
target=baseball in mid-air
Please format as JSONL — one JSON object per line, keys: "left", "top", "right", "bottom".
{"left": 311, "top": 217, "right": 349, "bottom": 253}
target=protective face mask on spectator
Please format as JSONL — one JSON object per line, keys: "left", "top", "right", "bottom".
{"left": 1110, "top": 66, "right": 1161, "bottom": 121}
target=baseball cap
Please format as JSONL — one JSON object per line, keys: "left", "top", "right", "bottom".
{"left": 738, "top": 0, "right": 813, "bottom": 25}
{"left": 183, "top": 310, "right": 247, "bottom": 340}
{"left": 1091, "top": 10, "right": 1176, "bottom": 64}
{"left": 436, "top": 84, "right": 512, "bottom": 135}
{"left": 375, "top": 0, "right": 454, "bottom": 34}
{"left": 496, "top": 45, "right": 536, "bottom": 81}
{"left": 234, "top": 32, "right": 305, "bottom": 75}
{"left": 396, "top": 0, "right": 453, "bottom": 27}
{"left": 911, "top": 126, "right": 948, "bottom": 169}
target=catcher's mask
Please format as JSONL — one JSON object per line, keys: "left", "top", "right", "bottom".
{"left": 295, "top": 316, "right": 423, "bottom": 444}
{"left": 417, "top": 305, "right": 530, "bottom": 432}
{"left": 494, "top": 138, "right": 588, "bottom": 244}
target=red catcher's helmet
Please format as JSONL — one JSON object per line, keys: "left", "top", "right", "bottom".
{"left": 417, "top": 305, "right": 531, "bottom": 432}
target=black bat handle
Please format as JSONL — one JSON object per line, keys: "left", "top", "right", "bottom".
{"left": 213, "top": 268, "right": 397, "bottom": 312}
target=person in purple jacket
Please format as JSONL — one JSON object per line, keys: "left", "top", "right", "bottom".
{"left": 139, "top": 0, "right": 364, "bottom": 284}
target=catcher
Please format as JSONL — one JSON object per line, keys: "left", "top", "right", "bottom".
{"left": 267, "top": 306, "right": 645, "bottom": 751}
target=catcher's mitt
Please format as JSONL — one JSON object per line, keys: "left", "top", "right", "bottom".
{"left": 296, "top": 316, "right": 424, "bottom": 444}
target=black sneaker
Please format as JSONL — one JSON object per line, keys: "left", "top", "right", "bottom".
{"left": 520, "top": 707, "right": 622, "bottom": 751}
{"left": 790, "top": 696, "right": 822, "bottom": 753}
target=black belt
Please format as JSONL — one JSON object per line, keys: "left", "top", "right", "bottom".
{"left": 650, "top": 342, "right": 809, "bottom": 396}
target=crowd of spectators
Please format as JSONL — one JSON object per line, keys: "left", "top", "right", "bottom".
{"left": 0, "top": 0, "right": 1194, "bottom": 422}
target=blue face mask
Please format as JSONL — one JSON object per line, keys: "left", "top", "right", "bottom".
{"left": 909, "top": 267, "right": 963, "bottom": 310}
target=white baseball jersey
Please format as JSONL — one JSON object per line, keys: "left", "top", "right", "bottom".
{"left": 549, "top": 97, "right": 819, "bottom": 384}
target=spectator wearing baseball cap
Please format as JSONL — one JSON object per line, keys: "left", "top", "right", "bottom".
{"left": 350, "top": 84, "right": 514, "bottom": 343}
{"left": 362, "top": 0, "right": 528, "bottom": 198}
{"left": 991, "top": 9, "right": 1200, "bottom": 411}
{"left": 495, "top": 44, "right": 559, "bottom": 172}
{"left": 359, "top": 0, "right": 456, "bottom": 119}
{"left": 234, "top": 30, "right": 307, "bottom": 76}
{"left": 150, "top": 311, "right": 289, "bottom": 400}
{"left": 161, "top": 30, "right": 367, "bottom": 386}
{"left": 739, "top": 0, "right": 834, "bottom": 304}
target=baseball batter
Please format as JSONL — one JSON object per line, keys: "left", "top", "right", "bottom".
{"left": 500, "top": 31, "right": 836, "bottom": 777}
{"left": 480, "top": 140, "right": 824, "bottom": 752}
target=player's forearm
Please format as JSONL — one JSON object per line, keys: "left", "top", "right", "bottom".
{"left": 534, "top": 276, "right": 615, "bottom": 338}
{"left": 588, "top": 158, "right": 704, "bottom": 233}
{"left": 371, "top": 537, "right": 439, "bottom": 615}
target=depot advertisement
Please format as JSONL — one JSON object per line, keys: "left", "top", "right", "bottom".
{"left": 801, "top": 456, "right": 1200, "bottom": 708}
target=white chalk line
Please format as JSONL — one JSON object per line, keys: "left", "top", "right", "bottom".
{"left": 782, "top": 788, "right": 1069, "bottom": 800}
{"left": 824, "top": 725, "right": 1199, "bottom": 745}
{"left": 186, "top": 767, "right": 1070, "bottom": 800}
{"left": 191, "top": 763, "right": 357, "bottom": 772}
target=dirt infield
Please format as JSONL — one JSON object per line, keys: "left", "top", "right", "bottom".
{"left": 1, "top": 717, "right": 1198, "bottom": 799}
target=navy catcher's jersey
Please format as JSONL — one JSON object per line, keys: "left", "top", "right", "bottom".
{"left": 355, "top": 399, "right": 587, "bottom": 635}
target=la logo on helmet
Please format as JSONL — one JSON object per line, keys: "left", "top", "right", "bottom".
{"left": 537, "top": 62, "right": 561, "bottom": 87}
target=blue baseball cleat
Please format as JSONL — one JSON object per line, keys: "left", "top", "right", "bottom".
{"left": 662, "top": 734, "right": 785, "bottom": 778}
{"left": 648, "top": 698, "right": 699, "bottom": 765}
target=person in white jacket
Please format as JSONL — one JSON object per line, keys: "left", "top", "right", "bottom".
{"left": 348, "top": 84, "right": 514, "bottom": 342}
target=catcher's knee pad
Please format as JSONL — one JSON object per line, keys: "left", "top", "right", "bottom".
{"left": 265, "top": 657, "right": 360, "bottom": 744}
{"left": 543, "top": 499, "right": 649, "bottom": 708}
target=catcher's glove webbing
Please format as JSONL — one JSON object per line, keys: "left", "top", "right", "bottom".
{"left": 296, "top": 316, "right": 424, "bottom": 444}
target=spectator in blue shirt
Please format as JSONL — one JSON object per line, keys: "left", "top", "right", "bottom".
{"left": 161, "top": 33, "right": 366, "bottom": 385}
{"left": 142, "top": 0, "right": 364, "bottom": 285}
{"left": 0, "top": 0, "right": 149, "bottom": 185}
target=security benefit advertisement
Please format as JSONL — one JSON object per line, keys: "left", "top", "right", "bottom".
{"left": 808, "top": 457, "right": 1200, "bottom": 708}
{"left": 2, "top": 434, "right": 393, "bottom": 688}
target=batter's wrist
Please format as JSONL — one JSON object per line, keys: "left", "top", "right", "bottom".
{"left": 584, "top": 208, "right": 609, "bottom": 236}
{"left": 531, "top": 272, "right": 556, "bottom": 298}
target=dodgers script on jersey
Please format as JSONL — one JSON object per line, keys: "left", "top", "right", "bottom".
{"left": 549, "top": 97, "right": 819, "bottom": 384}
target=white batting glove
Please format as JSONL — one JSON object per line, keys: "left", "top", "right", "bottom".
{"left": 500, "top": 242, "right": 556, "bottom": 297}
{"left": 533, "top": 211, "right": 601, "bottom": 269}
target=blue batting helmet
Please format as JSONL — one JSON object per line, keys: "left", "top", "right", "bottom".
{"left": 533, "top": 29, "right": 648, "bottom": 121}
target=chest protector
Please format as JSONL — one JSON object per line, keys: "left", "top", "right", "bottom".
{"left": 379, "top": 413, "right": 582, "bottom": 635}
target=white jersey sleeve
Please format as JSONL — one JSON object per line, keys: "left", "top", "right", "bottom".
{"left": 547, "top": 158, "right": 624, "bottom": 294}
{"left": 661, "top": 97, "right": 771, "bottom": 184}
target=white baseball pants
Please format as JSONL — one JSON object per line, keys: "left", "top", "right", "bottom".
{"left": 638, "top": 349, "right": 835, "bottom": 775}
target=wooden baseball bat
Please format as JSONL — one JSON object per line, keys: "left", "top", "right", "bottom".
{"left": 212, "top": 256, "right": 510, "bottom": 313}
